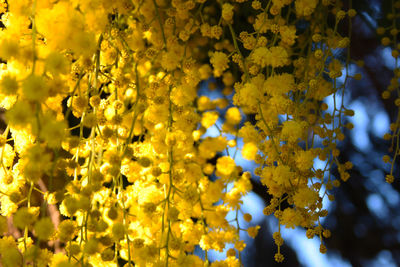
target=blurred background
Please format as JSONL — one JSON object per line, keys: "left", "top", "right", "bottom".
{"left": 201, "top": 0, "right": 400, "bottom": 266}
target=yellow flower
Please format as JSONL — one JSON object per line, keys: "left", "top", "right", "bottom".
{"left": 13, "top": 207, "right": 39, "bottom": 230}
{"left": 6, "top": 100, "right": 34, "bottom": 129}
{"left": 216, "top": 156, "right": 236, "bottom": 176}
{"left": 50, "top": 253, "right": 71, "bottom": 267}
{"left": 22, "top": 75, "right": 49, "bottom": 102}
{"left": 45, "top": 52, "right": 69, "bottom": 75}
{"left": 293, "top": 187, "right": 319, "bottom": 208}
{"left": 247, "top": 225, "right": 260, "bottom": 238}
{"left": 264, "top": 73, "right": 295, "bottom": 95}
{"left": 272, "top": 165, "right": 293, "bottom": 186}
{"left": 0, "top": 74, "right": 19, "bottom": 95}
{"left": 0, "top": 144, "right": 15, "bottom": 168}
{"left": 239, "top": 122, "right": 260, "bottom": 143}
{"left": 269, "top": 46, "right": 289, "bottom": 67}
{"left": 197, "top": 96, "right": 213, "bottom": 111}
{"left": 1, "top": 247, "right": 22, "bottom": 267}
{"left": 241, "top": 142, "right": 258, "bottom": 161}
{"left": 34, "top": 217, "right": 54, "bottom": 241}
{"left": 171, "top": 85, "right": 197, "bottom": 106}
{"left": 162, "top": 51, "right": 180, "bottom": 71}
{"left": 58, "top": 220, "right": 76, "bottom": 242}
{"left": 222, "top": 3, "right": 234, "bottom": 22}
{"left": 281, "top": 120, "right": 307, "bottom": 143}
{"left": 112, "top": 223, "right": 126, "bottom": 241}
{"left": 280, "top": 25, "right": 297, "bottom": 46}
{"left": 0, "top": 38, "right": 20, "bottom": 60}
{"left": 210, "top": 52, "right": 229, "bottom": 77}
{"left": 199, "top": 136, "right": 228, "bottom": 159}
{"left": 280, "top": 208, "right": 302, "bottom": 229}
{"left": 233, "top": 82, "right": 261, "bottom": 113}
{"left": 251, "top": 47, "right": 270, "bottom": 67}
{"left": 295, "top": 0, "right": 318, "bottom": 17}
{"left": 40, "top": 117, "right": 67, "bottom": 148}
{"left": 295, "top": 149, "right": 315, "bottom": 171}
{"left": 201, "top": 111, "right": 219, "bottom": 128}
{"left": 225, "top": 107, "right": 241, "bottom": 125}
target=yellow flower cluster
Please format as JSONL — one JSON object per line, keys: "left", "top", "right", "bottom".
{"left": 0, "top": 0, "right": 359, "bottom": 265}
{"left": 227, "top": 0, "right": 357, "bottom": 260}
{"left": 379, "top": 0, "right": 400, "bottom": 185}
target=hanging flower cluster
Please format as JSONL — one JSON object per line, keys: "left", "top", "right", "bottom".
{"left": 379, "top": 0, "right": 400, "bottom": 184}
{"left": 0, "top": 0, "right": 359, "bottom": 266}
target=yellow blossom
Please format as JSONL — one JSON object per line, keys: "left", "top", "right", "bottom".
{"left": 242, "top": 142, "right": 258, "bottom": 161}
{"left": 210, "top": 52, "right": 229, "bottom": 77}
{"left": 222, "top": 3, "right": 234, "bottom": 22}
{"left": 295, "top": 0, "right": 318, "bottom": 17}
{"left": 225, "top": 107, "right": 242, "bottom": 125}
{"left": 293, "top": 187, "right": 319, "bottom": 208}
{"left": 201, "top": 111, "right": 219, "bottom": 128}
{"left": 247, "top": 225, "right": 260, "bottom": 238}
{"left": 216, "top": 156, "right": 236, "bottom": 176}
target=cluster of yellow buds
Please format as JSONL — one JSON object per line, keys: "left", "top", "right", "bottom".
{"left": 379, "top": 0, "right": 400, "bottom": 184}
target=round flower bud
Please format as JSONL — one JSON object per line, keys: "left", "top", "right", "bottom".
{"left": 101, "top": 248, "right": 115, "bottom": 261}
{"left": 319, "top": 244, "right": 327, "bottom": 254}
{"left": 306, "top": 229, "right": 315, "bottom": 239}
{"left": 13, "top": 207, "right": 38, "bottom": 229}
{"left": 58, "top": 220, "right": 76, "bottom": 242}
{"left": 0, "top": 75, "right": 19, "bottom": 95}
{"left": 243, "top": 213, "right": 252, "bottom": 222}
{"left": 376, "top": 27, "right": 385, "bottom": 35}
{"left": 22, "top": 75, "right": 49, "bottom": 101}
{"left": 89, "top": 95, "right": 101, "bottom": 107}
{"left": 323, "top": 229, "right": 331, "bottom": 238}
{"left": 353, "top": 73, "right": 362, "bottom": 80}
{"left": 107, "top": 207, "right": 118, "bottom": 220}
{"left": 138, "top": 157, "right": 152, "bottom": 167}
{"left": 383, "top": 155, "right": 391, "bottom": 163}
{"left": 84, "top": 239, "right": 99, "bottom": 255}
{"left": 386, "top": 174, "right": 395, "bottom": 184}
{"left": 68, "top": 243, "right": 81, "bottom": 256}
{"left": 34, "top": 217, "right": 54, "bottom": 241}
{"left": 167, "top": 206, "right": 180, "bottom": 221}
{"left": 64, "top": 196, "right": 79, "bottom": 216}
{"left": 112, "top": 222, "right": 125, "bottom": 240}
{"left": 348, "top": 9, "right": 357, "bottom": 17}
{"left": 151, "top": 166, "right": 162, "bottom": 177}
{"left": 381, "top": 37, "right": 391, "bottom": 46}
{"left": 336, "top": 10, "right": 346, "bottom": 20}
{"left": 274, "top": 253, "right": 284, "bottom": 263}
{"left": 133, "top": 238, "right": 145, "bottom": 249}
{"left": 382, "top": 90, "right": 391, "bottom": 99}
{"left": 2, "top": 247, "right": 22, "bottom": 266}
